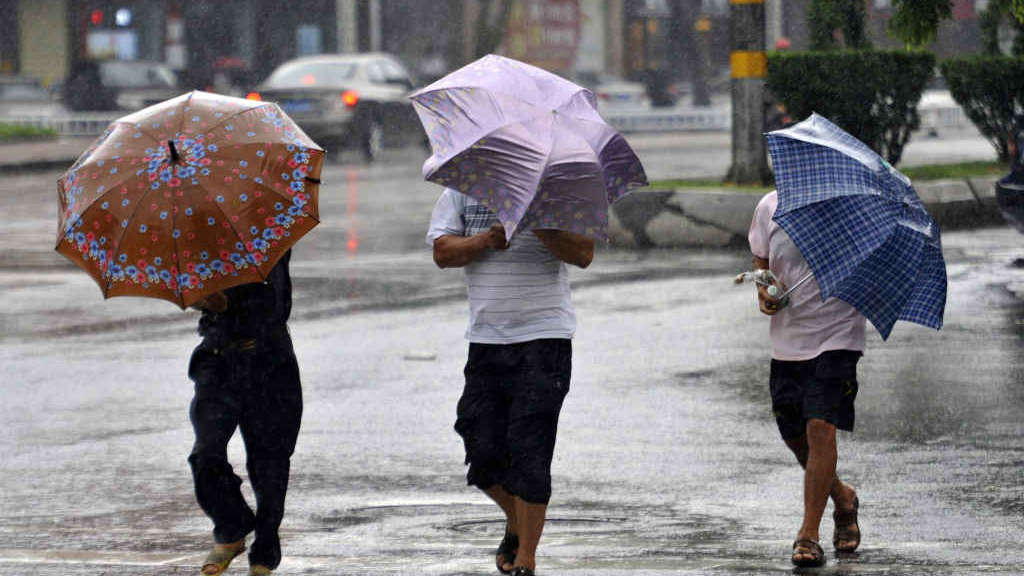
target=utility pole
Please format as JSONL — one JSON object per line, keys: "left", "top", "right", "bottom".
{"left": 336, "top": 0, "right": 358, "bottom": 53}
{"left": 726, "top": 0, "right": 769, "bottom": 184}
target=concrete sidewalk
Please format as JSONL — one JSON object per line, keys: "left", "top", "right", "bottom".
{"left": 0, "top": 136, "right": 93, "bottom": 174}
{"left": 608, "top": 176, "right": 1006, "bottom": 248}
{"left": 5, "top": 133, "right": 1007, "bottom": 249}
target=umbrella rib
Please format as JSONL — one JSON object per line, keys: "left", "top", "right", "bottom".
{"left": 204, "top": 101, "right": 275, "bottom": 135}
{"left": 414, "top": 85, "right": 584, "bottom": 121}
{"left": 102, "top": 181, "right": 160, "bottom": 299}
{"left": 193, "top": 181, "right": 273, "bottom": 283}
{"left": 60, "top": 155, "right": 168, "bottom": 239}
{"left": 169, "top": 191, "right": 185, "bottom": 308}
{"left": 245, "top": 178, "right": 322, "bottom": 226}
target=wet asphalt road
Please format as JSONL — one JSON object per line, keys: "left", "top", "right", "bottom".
{"left": 1, "top": 134, "right": 1023, "bottom": 576}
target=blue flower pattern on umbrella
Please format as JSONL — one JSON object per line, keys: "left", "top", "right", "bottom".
{"left": 56, "top": 91, "right": 323, "bottom": 308}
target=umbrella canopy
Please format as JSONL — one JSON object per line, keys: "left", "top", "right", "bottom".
{"left": 56, "top": 91, "right": 323, "bottom": 309}
{"left": 766, "top": 113, "right": 947, "bottom": 339}
{"left": 409, "top": 54, "right": 647, "bottom": 240}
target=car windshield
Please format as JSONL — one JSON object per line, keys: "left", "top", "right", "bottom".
{"left": 264, "top": 61, "right": 357, "bottom": 87}
{"left": 99, "top": 62, "right": 178, "bottom": 88}
{"left": 0, "top": 82, "right": 49, "bottom": 101}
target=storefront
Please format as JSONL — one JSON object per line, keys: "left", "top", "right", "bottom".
{"left": 624, "top": 0, "right": 671, "bottom": 76}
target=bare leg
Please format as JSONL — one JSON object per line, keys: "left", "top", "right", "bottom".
{"left": 784, "top": 432, "right": 858, "bottom": 512}
{"left": 513, "top": 499, "right": 547, "bottom": 571}
{"left": 484, "top": 486, "right": 518, "bottom": 572}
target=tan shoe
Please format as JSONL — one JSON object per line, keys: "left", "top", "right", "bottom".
{"left": 248, "top": 564, "right": 273, "bottom": 575}
{"left": 200, "top": 541, "right": 245, "bottom": 576}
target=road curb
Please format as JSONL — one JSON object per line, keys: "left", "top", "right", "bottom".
{"left": 609, "top": 178, "right": 1006, "bottom": 248}
{"left": 0, "top": 158, "right": 74, "bottom": 175}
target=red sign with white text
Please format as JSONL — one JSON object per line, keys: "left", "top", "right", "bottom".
{"left": 504, "top": 0, "right": 580, "bottom": 74}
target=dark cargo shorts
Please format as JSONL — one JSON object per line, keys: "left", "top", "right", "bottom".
{"left": 455, "top": 338, "right": 571, "bottom": 505}
{"left": 769, "top": 349, "right": 861, "bottom": 441}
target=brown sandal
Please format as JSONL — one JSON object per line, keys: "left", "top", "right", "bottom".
{"left": 792, "top": 538, "right": 825, "bottom": 567}
{"left": 495, "top": 528, "right": 518, "bottom": 574}
{"left": 200, "top": 541, "right": 245, "bottom": 576}
{"left": 833, "top": 496, "right": 861, "bottom": 552}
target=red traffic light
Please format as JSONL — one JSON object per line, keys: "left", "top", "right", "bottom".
{"left": 90, "top": 10, "right": 103, "bottom": 26}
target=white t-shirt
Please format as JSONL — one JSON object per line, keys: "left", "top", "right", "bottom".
{"left": 748, "top": 191, "right": 866, "bottom": 361}
{"left": 426, "top": 188, "right": 576, "bottom": 344}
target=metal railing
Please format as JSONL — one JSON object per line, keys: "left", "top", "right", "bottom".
{"left": 0, "top": 114, "right": 120, "bottom": 137}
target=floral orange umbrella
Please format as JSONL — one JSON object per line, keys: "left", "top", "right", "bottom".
{"left": 56, "top": 91, "right": 323, "bottom": 309}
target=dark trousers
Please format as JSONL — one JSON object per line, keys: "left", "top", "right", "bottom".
{"left": 455, "top": 338, "right": 572, "bottom": 505}
{"left": 188, "top": 332, "right": 302, "bottom": 570}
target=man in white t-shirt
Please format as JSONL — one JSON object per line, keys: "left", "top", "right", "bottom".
{"left": 749, "top": 190, "right": 864, "bottom": 568}
{"left": 427, "top": 188, "right": 594, "bottom": 576}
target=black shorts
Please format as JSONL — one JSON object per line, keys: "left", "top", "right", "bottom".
{"left": 769, "top": 349, "right": 861, "bottom": 441}
{"left": 454, "top": 338, "right": 571, "bottom": 505}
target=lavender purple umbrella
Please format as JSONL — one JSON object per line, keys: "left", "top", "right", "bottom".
{"left": 410, "top": 54, "right": 648, "bottom": 240}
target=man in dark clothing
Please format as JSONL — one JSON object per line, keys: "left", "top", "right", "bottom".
{"left": 188, "top": 250, "right": 301, "bottom": 576}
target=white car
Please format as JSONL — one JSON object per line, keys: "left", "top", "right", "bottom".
{"left": 918, "top": 79, "right": 966, "bottom": 136}
{"left": 573, "top": 71, "right": 649, "bottom": 109}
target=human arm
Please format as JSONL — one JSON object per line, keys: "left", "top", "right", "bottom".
{"left": 433, "top": 223, "right": 508, "bottom": 268}
{"left": 749, "top": 192, "right": 784, "bottom": 316}
{"left": 532, "top": 229, "right": 594, "bottom": 269}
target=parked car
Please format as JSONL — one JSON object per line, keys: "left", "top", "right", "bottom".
{"left": 248, "top": 53, "right": 424, "bottom": 162}
{"left": 0, "top": 76, "right": 67, "bottom": 120}
{"left": 64, "top": 60, "right": 180, "bottom": 112}
{"left": 573, "top": 70, "right": 649, "bottom": 109}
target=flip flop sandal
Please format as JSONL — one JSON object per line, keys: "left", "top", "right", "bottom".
{"left": 495, "top": 529, "right": 519, "bottom": 574}
{"left": 833, "top": 496, "right": 861, "bottom": 552}
{"left": 200, "top": 543, "right": 246, "bottom": 576}
{"left": 249, "top": 565, "right": 273, "bottom": 575}
{"left": 510, "top": 568, "right": 535, "bottom": 576}
{"left": 792, "top": 538, "right": 825, "bottom": 567}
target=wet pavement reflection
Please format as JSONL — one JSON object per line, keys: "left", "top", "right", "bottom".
{"left": 0, "top": 152, "right": 1022, "bottom": 574}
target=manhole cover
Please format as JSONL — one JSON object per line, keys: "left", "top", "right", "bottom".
{"left": 448, "top": 516, "right": 626, "bottom": 536}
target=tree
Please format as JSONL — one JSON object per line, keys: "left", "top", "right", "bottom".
{"left": 887, "top": 0, "right": 953, "bottom": 48}
{"left": 979, "top": 0, "right": 1024, "bottom": 56}
{"left": 473, "top": 0, "right": 513, "bottom": 59}
{"left": 807, "top": 0, "right": 870, "bottom": 50}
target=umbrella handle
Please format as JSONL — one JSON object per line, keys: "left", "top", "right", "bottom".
{"left": 776, "top": 271, "right": 815, "bottom": 301}
{"left": 167, "top": 140, "right": 180, "bottom": 163}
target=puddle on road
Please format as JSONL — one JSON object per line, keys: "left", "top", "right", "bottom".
{"left": 449, "top": 516, "right": 628, "bottom": 536}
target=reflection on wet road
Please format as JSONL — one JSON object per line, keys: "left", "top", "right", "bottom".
{"left": 0, "top": 150, "right": 1022, "bottom": 574}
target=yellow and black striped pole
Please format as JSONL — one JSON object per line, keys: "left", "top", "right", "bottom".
{"left": 726, "top": 0, "right": 770, "bottom": 184}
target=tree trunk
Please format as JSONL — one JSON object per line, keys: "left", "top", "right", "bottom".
{"left": 473, "top": 0, "right": 512, "bottom": 59}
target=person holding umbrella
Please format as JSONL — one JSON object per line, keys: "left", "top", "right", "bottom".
{"left": 748, "top": 192, "right": 865, "bottom": 568}
{"left": 428, "top": 194, "right": 592, "bottom": 576}
{"left": 416, "top": 55, "right": 647, "bottom": 576}
{"left": 188, "top": 249, "right": 301, "bottom": 576}
{"left": 55, "top": 91, "right": 324, "bottom": 576}
{"left": 746, "top": 114, "right": 946, "bottom": 567}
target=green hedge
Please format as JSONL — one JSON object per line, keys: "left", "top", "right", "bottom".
{"left": 940, "top": 56, "right": 1024, "bottom": 163}
{"left": 766, "top": 50, "right": 934, "bottom": 165}
{"left": 0, "top": 123, "right": 57, "bottom": 142}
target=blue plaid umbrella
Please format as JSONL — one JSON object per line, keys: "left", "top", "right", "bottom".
{"left": 765, "top": 113, "right": 947, "bottom": 340}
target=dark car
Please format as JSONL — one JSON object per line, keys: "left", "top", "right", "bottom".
{"left": 248, "top": 53, "right": 423, "bottom": 162}
{"left": 64, "top": 60, "right": 180, "bottom": 112}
